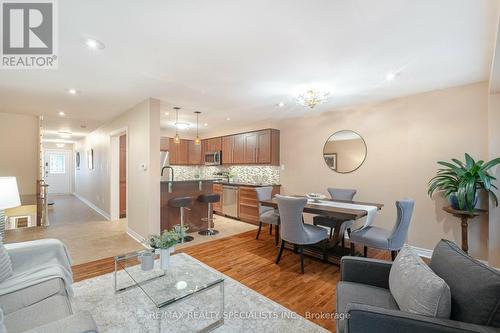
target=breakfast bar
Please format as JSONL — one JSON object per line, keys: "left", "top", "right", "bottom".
{"left": 160, "top": 179, "right": 217, "bottom": 233}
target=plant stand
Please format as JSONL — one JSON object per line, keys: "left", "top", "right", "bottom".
{"left": 443, "top": 206, "right": 487, "bottom": 253}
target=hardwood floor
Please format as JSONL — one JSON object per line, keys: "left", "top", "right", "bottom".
{"left": 72, "top": 228, "right": 391, "bottom": 332}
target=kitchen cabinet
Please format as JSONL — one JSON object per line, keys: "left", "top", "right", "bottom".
{"left": 188, "top": 140, "right": 202, "bottom": 165}
{"left": 222, "top": 136, "right": 234, "bottom": 164}
{"left": 205, "top": 137, "right": 222, "bottom": 152}
{"left": 212, "top": 183, "right": 223, "bottom": 213}
{"left": 232, "top": 134, "right": 245, "bottom": 164}
{"left": 169, "top": 138, "right": 189, "bottom": 165}
{"left": 238, "top": 186, "right": 280, "bottom": 225}
{"left": 243, "top": 132, "right": 257, "bottom": 164}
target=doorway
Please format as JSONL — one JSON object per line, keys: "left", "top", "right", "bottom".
{"left": 119, "top": 134, "right": 127, "bottom": 218}
{"left": 44, "top": 149, "right": 72, "bottom": 194}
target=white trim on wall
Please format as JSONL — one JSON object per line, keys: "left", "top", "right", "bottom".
{"left": 409, "top": 245, "right": 433, "bottom": 258}
{"left": 73, "top": 192, "right": 110, "bottom": 220}
{"left": 127, "top": 227, "right": 147, "bottom": 248}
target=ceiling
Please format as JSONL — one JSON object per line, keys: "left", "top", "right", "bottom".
{"left": 1, "top": 0, "right": 499, "bottom": 141}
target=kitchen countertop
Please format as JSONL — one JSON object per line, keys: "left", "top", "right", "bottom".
{"left": 160, "top": 178, "right": 220, "bottom": 183}
{"left": 213, "top": 181, "right": 281, "bottom": 187}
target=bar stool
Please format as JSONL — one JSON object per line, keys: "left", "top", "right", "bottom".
{"left": 168, "top": 196, "right": 194, "bottom": 243}
{"left": 198, "top": 193, "right": 220, "bottom": 236}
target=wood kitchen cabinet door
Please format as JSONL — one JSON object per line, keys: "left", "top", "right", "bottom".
{"left": 169, "top": 138, "right": 178, "bottom": 164}
{"left": 169, "top": 138, "right": 189, "bottom": 165}
{"left": 232, "top": 134, "right": 245, "bottom": 164}
{"left": 244, "top": 132, "right": 257, "bottom": 164}
{"left": 206, "top": 137, "right": 222, "bottom": 152}
{"left": 256, "top": 130, "right": 271, "bottom": 164}
{"left": 222, "top": 136, "right": 234, "bottom": 164}
{"left": 238, "top": 185, "right": 281, "bottom": 224}
{"left": 188, "top": 140, "right": 202, "bottom": 165}
{"left": 212, "top": 183, "right": 223, "bottom": 213}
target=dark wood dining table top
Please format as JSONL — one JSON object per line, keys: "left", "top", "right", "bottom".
{"left": 260, "top": 197, "right": 384, "bottom": 220}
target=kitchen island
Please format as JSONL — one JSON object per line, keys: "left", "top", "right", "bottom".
{"left": 160, "top": 179, "right": 217, "bottom": 233}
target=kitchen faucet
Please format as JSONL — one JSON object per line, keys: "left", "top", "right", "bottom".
{"left": 161, "top": 166, "right": 174, "bottom": 181}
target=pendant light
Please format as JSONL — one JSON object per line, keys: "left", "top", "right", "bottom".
{"left": 194, "top": 111, "right": 201, "bottom": 145}
{"left": 173, "top": 107, "right": 181, "bottom": 144}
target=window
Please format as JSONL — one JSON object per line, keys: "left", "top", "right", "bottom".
{"left": 49, "top": 154, "right": 65, "bottom": 174}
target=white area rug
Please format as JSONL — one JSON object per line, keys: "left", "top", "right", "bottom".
{"left": 73, "top": 253, "right": 329, "bottom": 332}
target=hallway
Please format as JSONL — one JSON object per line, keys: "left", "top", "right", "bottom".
{"left": 47, "top": 194, "right": 105, "bottom": 225}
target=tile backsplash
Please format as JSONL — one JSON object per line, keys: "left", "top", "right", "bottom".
{"left": 171, "top": 165, "right": 280, "bottom": 184}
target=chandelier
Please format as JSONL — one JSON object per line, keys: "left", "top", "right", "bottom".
{"left": 296, "top": 90, "right": 330, "bottom": 109}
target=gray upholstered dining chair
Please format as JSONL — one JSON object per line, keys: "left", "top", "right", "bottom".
{"left": 349, "top": 199, "right": 415, "bottom": 260}
{"left": 275, "top": 195, "right": 329, "bottom": 274}
{"left": 313, "top": 188, "right": 357, "bottom": 246}
{"left": 255, "top": 186, "right": 280, "bottom": 245}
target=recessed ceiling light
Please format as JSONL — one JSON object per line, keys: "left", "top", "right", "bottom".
{"left": 58, "top": 131, "right": 72, "bottom": 139}
{"left": 175, "top": 122, "right": 189, "bottom": 130}
{"left": 204, "top": 123, "right": 208, "bottom": 127}
{"left": 277, "top": 102, "right": 285, "bottom": 107}
{"left": 56, "top": 143, "right": 65, "bottom": 148}
{"left": 226, "top": 117, "right": 231, "bottom": 121}
{"left": 164, "top": 112, "right": 169, "bottom": 116}
{"left": 385, "top": 72, "right": 397, "bottom": 81}
{"left": 85, "top": 38, "right": 105, "bottom": 50}
{"left": 58, "top": 111, "right": 65, "bottom": 116}
{"left": 67, "top": 88, "right": 79, "bottom": 95}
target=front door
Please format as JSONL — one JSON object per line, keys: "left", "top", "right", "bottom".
{"left": 44, "top": 150, "right": 72, "bottom": 194}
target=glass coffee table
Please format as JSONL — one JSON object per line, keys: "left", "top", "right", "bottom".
{"left": 114, "top": 251, "right": 225, "bottom": 333}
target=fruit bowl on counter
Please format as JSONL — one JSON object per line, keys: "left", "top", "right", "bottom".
{"left": 306, "top": 193, "right": 326, "bottom": 202}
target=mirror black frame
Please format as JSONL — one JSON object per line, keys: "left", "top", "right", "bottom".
{"left": 322, "top": 130, "right": 367, "bottom": 174}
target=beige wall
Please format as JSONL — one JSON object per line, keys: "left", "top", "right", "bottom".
{"left": 0, "top": 112, "right": 39, "bottom": 195}
{"left": 488, "top": 93, "right": 500, "bottom": 267}
{"left": 75, "top": 99, "right": 160, "bottom": 238}
{"left": 279, "top": 82, "right": 490, "bottom": 259}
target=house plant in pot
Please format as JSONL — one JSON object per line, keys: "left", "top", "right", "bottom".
{"left": 428, "top": 153, "right": 500, "bottom": 212}
{"left": 143, "top": 229, "right": 180, "bottom": 270}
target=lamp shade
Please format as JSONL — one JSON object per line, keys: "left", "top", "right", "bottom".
{"left": 0, "top": 177, "right": 21, "bottom": 210}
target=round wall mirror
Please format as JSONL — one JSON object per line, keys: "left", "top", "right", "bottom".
{"left": 323, "top": 130, "right": 367, "bottom": 173}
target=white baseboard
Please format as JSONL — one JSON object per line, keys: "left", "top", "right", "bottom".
{"left": 72, "top": 193, "right": 110, "bottom": 220}
{"left": 127, "top": 227, "right": 147, "bottom": 248}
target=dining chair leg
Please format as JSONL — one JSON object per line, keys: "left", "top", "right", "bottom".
{"left": 350, "top": 242, "right": 355, "bottom": 256}
{"left": 276, "top": 240, "right": 285, "bottom": 264}
{"left": 347, "top": 228, "right": 351, "bottom": 238}
{"left": 299, "top": 247, "right": 305, "bottom": 274}
{"left": 274, "top": 225, "right": 279, "bottom": 246}
{"left": 391, "top": 250, "right": 397, "bottom": 261}
{"left": 256, "top": 222, "right": 262, "bottom": 240}
{"left": 322, "top": 240, "right": 328, "bottom": 262}
{"left": 364, "top": 246, "right": 368, "bottom": 258}
{"left": 329, "top": 228, "right": 333, "bottom": 239}
{"left": 341, "top": 236, "right": 345, "bottom": 249}
{"left": 269, "top": 225, "right": 272, "bottom": 235}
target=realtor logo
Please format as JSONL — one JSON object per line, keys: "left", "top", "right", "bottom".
{"left": 1, "top": 0, "right": 58, "bottom": 69}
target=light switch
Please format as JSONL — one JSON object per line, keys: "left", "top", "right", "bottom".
{"left": 140, "top": 163, "right": 147, "bottom": 171}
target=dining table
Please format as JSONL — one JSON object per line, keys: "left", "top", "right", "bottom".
{"left": 259, "top": 196, "right": 384, "bottom": 265}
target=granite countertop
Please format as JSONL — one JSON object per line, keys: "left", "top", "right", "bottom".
{"left": 160, "top": 178, "right": 220, "bottom": 183}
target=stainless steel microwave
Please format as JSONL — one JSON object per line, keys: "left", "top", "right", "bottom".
{"left": 204, "top": 151, "right": 221, "bottom": 165}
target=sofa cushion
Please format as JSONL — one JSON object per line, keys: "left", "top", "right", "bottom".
{"left": 336, "top": 281, "right": 399, "bottom": 333}
{"left": 0, "top": 277, "right": 66, "bottom": 314}
{"left": 4, "top": 294, "right": 72, "bottom": 333}
{"left": 0, "top": 243, "right": 13, "bottom": 283}
{"left": 389, "top": 245, "right": 451, "bottom": 318}
{"left": 430, "top": 239, "right": 500, "bottom": 327}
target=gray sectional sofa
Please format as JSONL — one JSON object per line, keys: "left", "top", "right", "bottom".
{"left": 336, "top": 239, "right": 500, "bottom": 333}
{"left": 0, "top": 240, "right": 97, "bottom": 333}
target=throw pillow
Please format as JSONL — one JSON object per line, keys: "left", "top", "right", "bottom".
{"left": 389, "top": 244, "right": 451, "bottom": 318}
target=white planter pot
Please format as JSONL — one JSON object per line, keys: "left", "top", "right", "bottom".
{"left": 159, "top": 248, "right": 171, "bottom": 270}
{"left": 139, "top": 251, "right": 155, "bottom": 271}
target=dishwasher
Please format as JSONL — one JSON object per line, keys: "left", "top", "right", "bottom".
{"left": 222, "top": 185, "right": 239, "bottom": 218}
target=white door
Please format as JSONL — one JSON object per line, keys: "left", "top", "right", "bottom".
{"left": 44, "top": 150, "right": 72, "bottom": 194}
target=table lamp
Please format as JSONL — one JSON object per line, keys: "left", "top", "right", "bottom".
{"left": 0, "top": 177, "right": 21, "bottom": 241}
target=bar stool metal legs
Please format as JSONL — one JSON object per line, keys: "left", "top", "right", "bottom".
{"left": 197, "top": 193, "right": 220, "bottom": 236}
{"left": 179, "top": 206, "right": 194, "bottom": 243}
{"left": 168, "top": 196, "right": 194, "bottom": 243}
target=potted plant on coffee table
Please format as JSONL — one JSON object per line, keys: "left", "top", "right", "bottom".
{"left": 144, "top": 229, "right": 180, "bottom": 270}
{"left": 428, "top": 153, "right": 500, "bottom": 212}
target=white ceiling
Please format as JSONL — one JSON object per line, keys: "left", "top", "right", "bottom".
{"left": 1, "top": 0, "right": 499, "bottom": 140}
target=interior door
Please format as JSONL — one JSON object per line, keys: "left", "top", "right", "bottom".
{"left": 44, "top": 150, "right": 71, "bottom": 194}
{"left": 119, "top": 134, "right": 127, "bottom": 218}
